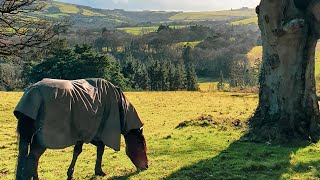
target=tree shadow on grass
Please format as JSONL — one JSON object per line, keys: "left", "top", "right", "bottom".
{"left": 164, "top": 137, "right": 316, "bottom": 180}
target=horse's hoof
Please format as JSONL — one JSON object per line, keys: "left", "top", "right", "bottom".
{"left": 95, "top": 171, "right": 106, "bottom": 176}
{"left": 67, "top": 176, "right": 73, "bottom": 180}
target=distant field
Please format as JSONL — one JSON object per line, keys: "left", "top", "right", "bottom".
{"left": 118, "top": 25, "right": 188, "bottom": 35}
{"left": 1, "top": 91, "right": 319, "bottom": 179}
{"left": 230, "top": 17, "right": 258, "bottom": 25}
{"left": 169, "top": 9, "right": 256, "bottom": 21}
{"left": 81, "top": 9, "right": 105, "bottom": 16}
{"left": 52, "top": 2, "right": 80, "bottom": 14}
{"left": 173, "top": 41, "right": 202, "bottom": 48}
{"left": 247, "top": 45, "right": 320, "bottom": 76}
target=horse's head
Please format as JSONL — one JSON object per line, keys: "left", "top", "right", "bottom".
{"left": 124, "top": 128, "right": 148, "bottom": 171}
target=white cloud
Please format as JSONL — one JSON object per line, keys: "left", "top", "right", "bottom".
{"left": 112, "top": 0, "right": 129, "bottom": 4}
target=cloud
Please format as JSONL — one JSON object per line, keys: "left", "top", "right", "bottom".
{"left": 112, "top": 0, "right": 129, "bottom": 4}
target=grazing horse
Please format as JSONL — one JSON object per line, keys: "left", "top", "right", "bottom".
{"left": 14, "top": 78, "right": 148, "bottom": 180}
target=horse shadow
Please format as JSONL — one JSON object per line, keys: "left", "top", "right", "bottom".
{"left": 163, "top": 137, "right": 319, "bottom": 179}
{"left": 108, "top": 171, "right": 139, "bottom": 180}
{"left": 86, "top": 171, "right": 138, "bottom": 180}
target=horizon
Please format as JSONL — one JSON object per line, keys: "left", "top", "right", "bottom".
{"left": 55, "top": 0, "right": 260, "bottom": 12}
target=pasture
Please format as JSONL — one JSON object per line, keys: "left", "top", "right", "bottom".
{"left": 230, "top": 17, "right": 258, "bottom": 25}
{"left": 169, "top": 9, "right": 256, "bottom": 21}
{"left": 118, "top": 26, "right": 188, "bottom": 35}
{"left": 1, "top": 91, "right": 320, "bottom": 179}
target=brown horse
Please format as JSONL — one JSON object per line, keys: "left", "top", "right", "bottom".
{"left": 14, "top": 78, "right": 148, "bottom": 180}
{"left": 15, "top": 113, "right": 148, "bottom": 180}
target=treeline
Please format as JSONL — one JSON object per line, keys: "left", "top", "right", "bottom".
{"left": 0, "top": 23, "right": 260, "bottom": 91}
{"left": 22, "top": 41, "right": 198, "bottom": 91}
{"left": 69, "top": 23, "right": 260, "bottom": 79}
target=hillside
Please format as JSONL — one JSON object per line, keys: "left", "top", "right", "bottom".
{"left": 33, "top": 1, "right": 257, "bottom": 29}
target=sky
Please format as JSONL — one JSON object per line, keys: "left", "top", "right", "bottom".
{"left": 56, "top": 0, "right": 260, "bottom": 12}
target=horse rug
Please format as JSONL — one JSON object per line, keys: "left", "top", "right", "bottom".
{"left": 14, "top": 78, "right": 143, "bottom": 151}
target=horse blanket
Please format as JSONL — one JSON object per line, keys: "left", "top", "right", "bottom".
{"left": 14, "top": 78, "right": 143, "bottom": 151}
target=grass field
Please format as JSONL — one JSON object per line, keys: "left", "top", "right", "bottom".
{"left": 118, "top": 26, "right": 188, "bottom": 35}
{"left": 1, "top": 91, "right": 320, "bottom": 179}
{"left": 51, "top": 2, "right": 80, "bottom": 14}
{"left": 247, "top": 45, "right": 320, "bottom": 76}
{"left": 169, "top": 9, "right": 256, "bottom": 21}
{"left": 230, "top": 17, "right": 258, "bottom": 25}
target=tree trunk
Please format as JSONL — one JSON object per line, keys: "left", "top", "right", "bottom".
{"left": 250, "top": 0, "right": 320, "bottom": 143}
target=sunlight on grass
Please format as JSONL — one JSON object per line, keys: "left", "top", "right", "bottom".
{"left": 0, "top": 91, "right": 319, "bottom": 179}
{"left": 169, "top": 9, "right": 256, "bottom": 21}
{"left": 118, "top": 26, "right": 188, "bottom": 35}
{"left": 81, "top": 9, "right": 105, "bottom": 16}
{"left": 52, "top": 2, "right": 80, "bottom": 14}
{"left": 173, "top": 41, "right": 202, "bottom": 48}
{"left": 230, "top": 17, "right": 258, "bottom": 25}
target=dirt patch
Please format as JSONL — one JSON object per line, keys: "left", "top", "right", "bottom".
{"left": 176, "top": 114, "right": 219, "bottom": 129}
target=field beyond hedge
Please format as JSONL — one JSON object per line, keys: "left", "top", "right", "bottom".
{"left": 0, "top": 91, "right": 319, "bottom": 179}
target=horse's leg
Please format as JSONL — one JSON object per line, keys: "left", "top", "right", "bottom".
{"left": 16, "top": 136, "right": 30, "bottom": 180}
{"left": 94, "top": 141, "right": 106, "bottom": 176}
{"left": 26, "top": 136, "right": 46, "bottom": 180}
{"left": 16, "top": 114, "right": 36, "bottom": 180}
{"left": 67, "top": 141, "right": 83, "bottom": 180}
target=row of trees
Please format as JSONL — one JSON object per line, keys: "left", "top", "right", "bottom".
{"left": 123, "top": 56, "right": 198, "bottom": 91}
{"left": 25, "top": 42, "right": 199, "bottom": 91}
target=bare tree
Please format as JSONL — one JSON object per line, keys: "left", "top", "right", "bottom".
{"left": 250, "top": 0, "right": 320, "bottom": 142}
{"left": 0, "top": 0, "right": 67, "bottom": 60}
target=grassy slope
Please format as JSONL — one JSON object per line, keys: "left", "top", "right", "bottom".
{"left": 230, "top": 17, "right": 258, "bottom": 25}
{"left": 169, "top": 9, "right": 256, "bottom": 21}
{"left": 1, "top": 91, "right": 319, "bottom": 179}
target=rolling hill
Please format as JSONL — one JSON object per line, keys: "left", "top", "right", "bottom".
{"left": 33, "top": 1, "right": 257, "bottom": 30}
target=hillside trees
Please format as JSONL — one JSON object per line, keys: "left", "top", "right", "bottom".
{"left": 250, "top": 0, "right": 320, "bottom": 142}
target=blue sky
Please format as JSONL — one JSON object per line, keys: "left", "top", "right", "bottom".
{"left": 55, "top": 0, "right": 260, "bottom": 11}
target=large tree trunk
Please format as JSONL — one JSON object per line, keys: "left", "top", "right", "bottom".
{"left": 250, "top": 0, "right": 320, "bottom": 143}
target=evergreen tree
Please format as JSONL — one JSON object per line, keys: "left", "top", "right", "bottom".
{"left": 185, "top": 63, "right": 199, "bottom": 91}
{"left": 167, "top": 62, "right": 176, "bottom": 91}
{"left": 174, "top": 61, "right": 187, "bottom": 90}
{"left": 160, "top": 61, "right": 169, "bottom": 91}
{"left": 122, "top": 55, "right": 150, "bottom": 90}
{"left": 27, "top": 43, "right": 126, "bottom": 88}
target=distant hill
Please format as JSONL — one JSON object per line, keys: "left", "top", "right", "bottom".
{"left": 32, "top": 1, "right": 257, "bottom": 29}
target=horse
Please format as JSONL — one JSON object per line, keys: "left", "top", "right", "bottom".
{"left": 14, "top": 78, "right": 148, "bottom": 180}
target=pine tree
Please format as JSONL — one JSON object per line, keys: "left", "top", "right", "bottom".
{"left": 174, "top": 61, "right": 187, "bottom": 90}
{"left": 167, "top": 62, "right": 176, "bottom": 91}
{"left": 185, "top": 63, "right": 199, "bottom": 91}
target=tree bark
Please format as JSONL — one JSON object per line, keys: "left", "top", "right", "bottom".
{"left": 250, "top": 0, "right": 320, "bottom": 143}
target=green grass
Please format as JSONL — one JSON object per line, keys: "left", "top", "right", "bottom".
{"left": 230, "top": 17, "right": 258, "bottom": 25}
{"left": 81, "top": 9, "right": 105, "bottom": 16}
{"left": 1, "top": 91, "right": 319, "bottom": 179}
{"left": 52, "top": 2, "right": 80, "bottom": 14}
{"left": 118, "top": 26, "right": 188, "bottom": 35}
{"left": 173, "top": 41, "right": 202, "bottom": 48}
{"left": 169, "top": 9, "right": 256, "bottom": 21}
{"left": 44, "top": 13, "right": 70, "bottom": 18}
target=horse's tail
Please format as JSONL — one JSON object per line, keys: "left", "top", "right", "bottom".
{"left": 15, "top": 112, "right": 35, "bottom": 180}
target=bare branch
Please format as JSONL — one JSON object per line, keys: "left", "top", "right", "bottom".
{"left": 0, "top": 0, "right": 70, "bottom": 60}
